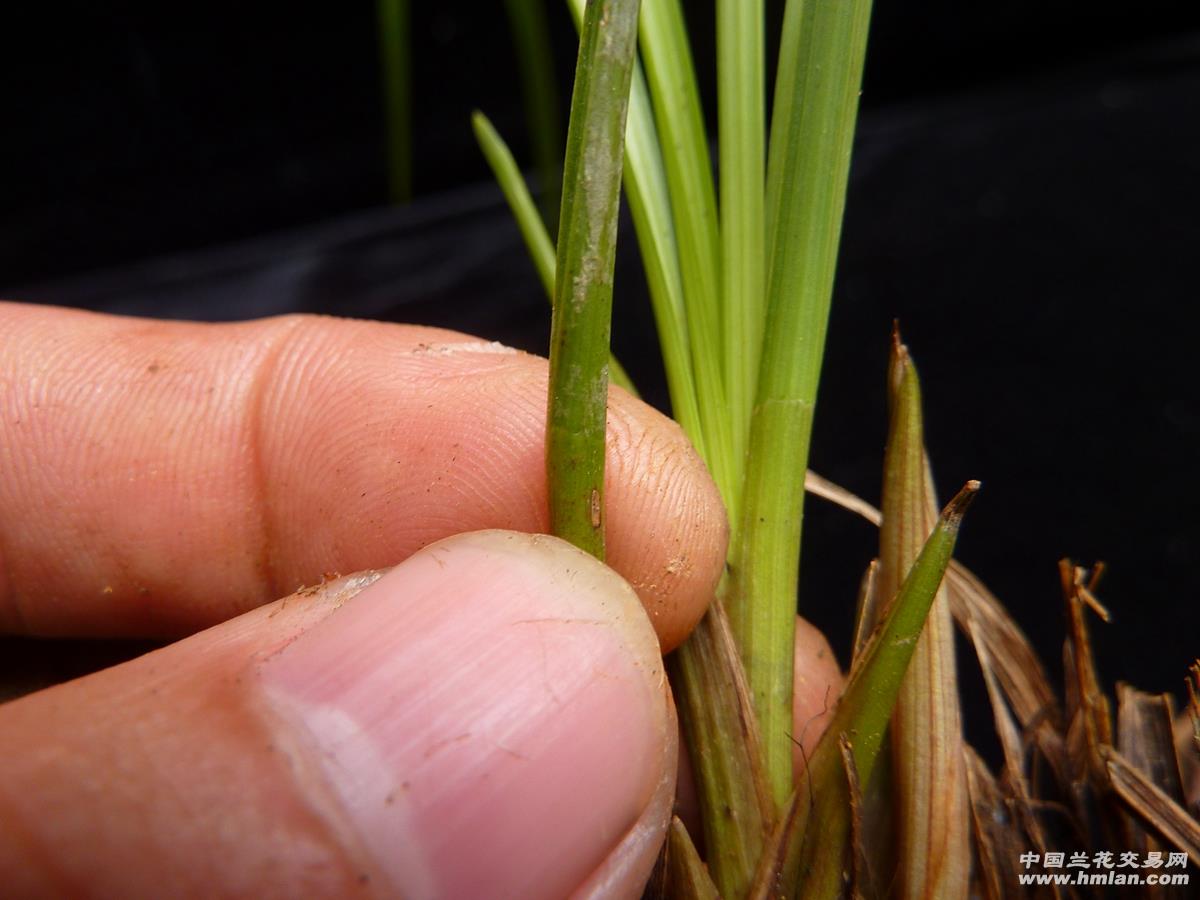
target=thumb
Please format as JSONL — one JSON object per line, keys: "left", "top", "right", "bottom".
{"left": 0, "top": 530, "right": 677, "bottom": 899}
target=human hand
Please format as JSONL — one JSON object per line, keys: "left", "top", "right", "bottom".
{"left": 0, "top": 302, "right": 840, "bottom": 898}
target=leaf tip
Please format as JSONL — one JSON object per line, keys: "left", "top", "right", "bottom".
{"left": 470, "top": 109, "right": 491, "bottom": 140}
{"left": 888, "top": 322, "right": 914, "bottom": 398}
{"left": 943, "top": 480, "right": 981, "bottom": 529}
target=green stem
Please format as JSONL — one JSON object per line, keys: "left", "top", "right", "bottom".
{"left": 546, "top": 0, "right": 642, "bottom": 559}
{"left": 565, "top": 0, "right": 705, "bottom": 455}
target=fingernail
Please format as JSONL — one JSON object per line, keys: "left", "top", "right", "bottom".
{"left": 260, "top": 530, "right": 670, "bottom": 900}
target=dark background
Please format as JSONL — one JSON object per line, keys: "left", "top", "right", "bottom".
{"left": 2, "top": 2, "right": 1198, "bottom": 751}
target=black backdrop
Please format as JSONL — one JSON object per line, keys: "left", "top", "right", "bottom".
{"left": 3, "top": 2, "right": 1199, "bottom": 753}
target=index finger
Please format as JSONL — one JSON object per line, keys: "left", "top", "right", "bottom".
{"left": 0, "top": 302, "right": 727, "bottom": 651}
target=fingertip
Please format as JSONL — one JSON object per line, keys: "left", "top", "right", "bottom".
{"left": 261, "top": 530, "right": 674, "bottom": 899}
{"left": 0, "top": 532, "right": 678, "bottom": 898}
{"left": 792, "top": 615, "right": 844, "bottom": 774}
{"left": 0, "top": 306, "right": 727, "bottom": 652}
{"left": 604, "top": 398, "right": 728, "bottom": 652}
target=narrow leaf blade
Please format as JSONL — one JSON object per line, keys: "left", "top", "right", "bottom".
{"left": 788, "top": 481, "right": 979, "bottom": 898}
{"left": 730, "top": 0, "right": 874, "bottom": 806}
{"left": 717, "top": 0, "right": 766, "bottom": 495}
{"left": 472, "top": 110, "right": 639, "bottom": 396}
{"left": 472, "top": 110, "right": 556, "bottom": 298}
{"left": 503, "top": 0, "right": 564, "bottom": 232}
{"left": 637, "top": 0, "right": 737, "bottom": 518}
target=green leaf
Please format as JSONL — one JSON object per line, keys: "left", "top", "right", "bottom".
{"left": 619, "top": 61, "right": 702, "bottom": 437}
{"left": 376, "top": 0, "right": 412, "bottom": 204}
{"left": 717, "top": 0, "right": 766, "bottom": 500}
{"left": 637, "top": 0, "right": 737, "bottom": 520}
{"left": 546, "top": 0, "right": 642, "bottom": 559}
{"left": 565, "top": 0, "right": 704, "bottom": 451}
{"left": 471, "top": 111, "right": 557, "bottom": 299}
{"left": 729, "top": 0, "right": 875, "bottom": 808}
{"left": 784, "top": 479, "right": 979, "bottom": 899}
{"left": 503, "top": 0, "right": 564, "bottom": 232}
{"left": 745, "top": 477, "right": 978, "bottom": 899}
{"left": 471, "top": 111, "right": 639, "bottom": 396}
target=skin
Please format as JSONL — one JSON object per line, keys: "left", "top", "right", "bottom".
{"left": 0, "top": 302, "right": 842, "bottom": 898}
